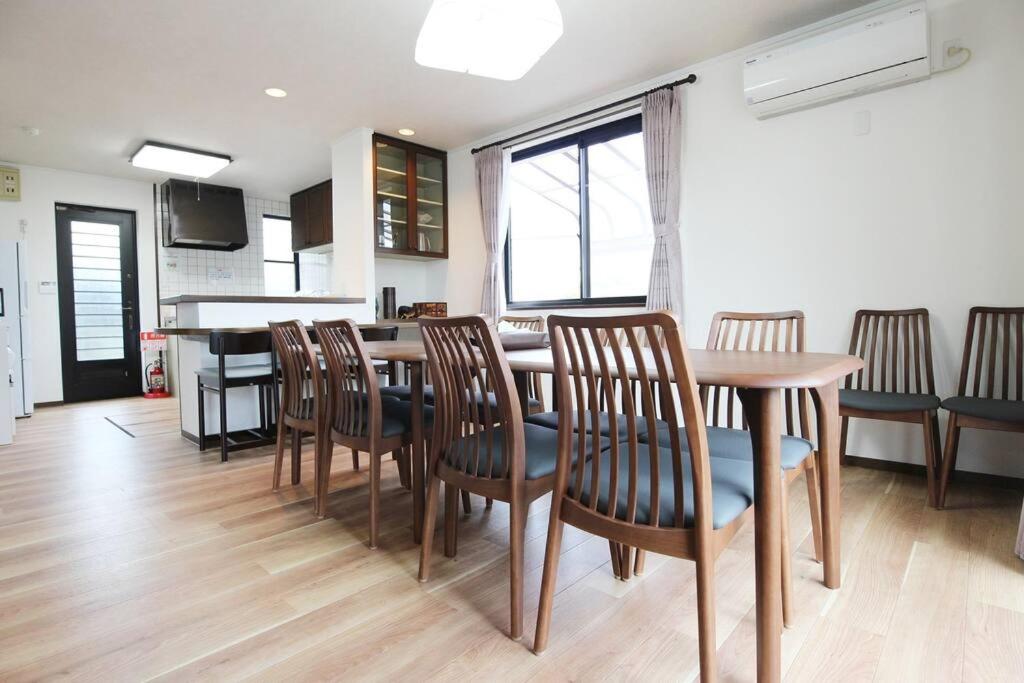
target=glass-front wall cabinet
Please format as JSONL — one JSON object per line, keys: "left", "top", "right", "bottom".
{"left": 374, "top": 134, "right": 447, "bottom": 258}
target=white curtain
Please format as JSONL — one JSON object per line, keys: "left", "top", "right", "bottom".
{"left": 642, "top": 86, "right": 684, "bottom": 315}
{"left": 475, "top": 145, "right": 512, "bottom": 322}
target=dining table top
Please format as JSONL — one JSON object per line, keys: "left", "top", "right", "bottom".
{"left": 360, "top": 340, "right": 863, "bottom": 389}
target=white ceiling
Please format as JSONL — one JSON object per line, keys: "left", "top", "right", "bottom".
{"left": 0, "top": 0, "right": 873, "bottom": 199}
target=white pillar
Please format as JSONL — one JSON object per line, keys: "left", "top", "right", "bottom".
{"left": 331, "top": 128, "right": 376, "bottom": 322}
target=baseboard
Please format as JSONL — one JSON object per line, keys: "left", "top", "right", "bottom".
{"left": 845, "top": 453, "right": 1024, "bottom": 492}
{"left": 33, "top": 400, "right": 65, "bottom": 409}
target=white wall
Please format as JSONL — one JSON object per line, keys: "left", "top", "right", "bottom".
{"left": 0, "top": 163, "right": 157, "bottom": 404}
{"left": 443, "top": 0, "right": 1024, "bottom": 478}
{"left": 375, "top": 257, "right": 448, "bottom": 313}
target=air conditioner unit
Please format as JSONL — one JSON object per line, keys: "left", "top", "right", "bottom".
{"left": 744, "top": 2, "right": 930, "bottom": 119}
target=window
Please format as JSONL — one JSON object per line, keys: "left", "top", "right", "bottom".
{"left": 262, "top": 215, "right": 299, "bottom": 295}
{"left": 505, "top": 114, "right": 652, "bottom": 308}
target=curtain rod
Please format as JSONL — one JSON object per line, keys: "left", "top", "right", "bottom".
{"left": 471, "top": 73, "right": 696, "bottom": 155}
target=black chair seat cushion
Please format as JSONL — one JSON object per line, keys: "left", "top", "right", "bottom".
{"left": 569, "top": 444, "right": 755, "bottom": 529}
{"left": 941, "top": 396, "right": 1024, "bottom": 424}
{"left": 380, "top": 384, "right": 436, "bottom": 404}
{"left": 839, "top": 389, "right": 940, "bottom": 413}
{"left": 639, "top": 426, "right": 813, "bottom": 471}
{"left": 381, "top": 400, "right": 434, "bottom": 436}
{"left": 446, "top": 423, "right": 608, "bottom": 480}
{"left": 525, "top": 410, "right": 666, "bottom": 438}
{"left": 196, "top": 364, "right": 273, "bottom": 383}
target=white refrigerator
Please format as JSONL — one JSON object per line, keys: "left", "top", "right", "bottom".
{"left": 0, "top": 240, "right": 33, "bottom": 419}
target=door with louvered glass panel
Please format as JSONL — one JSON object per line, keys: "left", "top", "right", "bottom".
{"left": 55, "top": 204, "right": 142, "bottom": 401}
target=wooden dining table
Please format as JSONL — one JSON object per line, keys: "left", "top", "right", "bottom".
{"left": 360, "top": 339, "right": 862, "bottom": 682}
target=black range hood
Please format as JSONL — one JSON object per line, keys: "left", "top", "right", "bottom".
{"left": 161, "top": 179, "right": 248, "bottom": 251}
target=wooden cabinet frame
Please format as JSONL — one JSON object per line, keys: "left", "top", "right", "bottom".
{"left": 373, "top": 133, "right": 448, "bottom": 260}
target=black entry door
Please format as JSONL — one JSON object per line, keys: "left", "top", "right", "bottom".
{"left": 55, "top": 204, "right": 143, "bottom": 402}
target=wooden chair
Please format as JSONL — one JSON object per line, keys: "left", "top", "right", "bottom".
{"left": 268, "top": 321, "right": 323, "bottom": 493}
{"left": 313, "top": 318, "right": 423, "bottom": 547}
{"left": 698, "top": 311, "right": 823, "bottom": 627}
{"left": 351, "top": 325, "right": 400, "bottom": 474}
{"left": 533, "top": 312, "right": 756, "bottom": 680}
{"left": 417, "top": 314, "right": 606, "bottom": 640}
{"left": 938, "top": 307, "right": 1024, "bottom": 507}
{"left": 500, "top": 314, "right": 547, "bottom": 413}
{"left": 839, "top": 309, "right": 942, "bottom": 506}
{"left": 196, "top": 331, "right": 275, "bottom": 462}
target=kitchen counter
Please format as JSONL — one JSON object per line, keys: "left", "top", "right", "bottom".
{"left": 156, "top": 319, "right": 418, "bottom": 337}
{"left": 160, "top": 294, "right": 365, "bottom": 305}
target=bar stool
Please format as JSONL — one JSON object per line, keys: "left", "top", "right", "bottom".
{"left": 196, "top": 331, "right": 276, "bottom": 462}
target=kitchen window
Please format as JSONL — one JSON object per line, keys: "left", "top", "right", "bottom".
{"left": 262, "top": 215, "right": 299, "bottom": 295}
{"left": 505, "top": 113, "right": 652, "bottom": 308}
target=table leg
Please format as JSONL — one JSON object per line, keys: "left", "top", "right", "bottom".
{"left": 811, "top": 380, "right": 841, "bottom": 589}
{"left": 738, "top": 387, "right": 783, "bottom": 683}
{"left": 513, "top": 370, "right": 530, "bottom": 418}
{"left": 411, "top": 361, "right": 425, "bottom": 544}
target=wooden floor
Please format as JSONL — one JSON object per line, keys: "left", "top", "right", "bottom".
{"left": 1, "top": 398, "right": 1023, "bottom": 681}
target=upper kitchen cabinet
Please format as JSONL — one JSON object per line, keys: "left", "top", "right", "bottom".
{"left": 374, "top": 134, "right": 447, "bottom": 259}
{"left": 290, "top": 179, "right": 332, "bottom": 252}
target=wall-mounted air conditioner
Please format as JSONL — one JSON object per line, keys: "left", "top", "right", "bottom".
{"left": 744, "top": 2, "right": 930, "bottom": 119}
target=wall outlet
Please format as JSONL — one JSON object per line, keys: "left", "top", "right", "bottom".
{"left": 942, "top": 39, "right": 963, "bottom": 68}
{"left": 1, "top": 167, "right": 20, "bottom": 201}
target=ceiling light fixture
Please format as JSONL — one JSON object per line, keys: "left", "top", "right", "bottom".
{"left": 129, "top": 142, "right": 232, "bottom": 178}
{"left": 264, "top": 87, "right": 287, "bottom": 98}
{"left": 398, "top": 128, "right": 416, "bottom": 136}
{"left": 415, "top": 0, "right": 563, "bottom": 81}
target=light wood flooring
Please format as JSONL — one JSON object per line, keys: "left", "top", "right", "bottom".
{"left": 1, "top": 397, "right": 1022, "bottom": 681}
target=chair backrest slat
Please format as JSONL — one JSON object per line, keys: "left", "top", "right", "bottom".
{"left": 499, "top": 314, "right": 545, "bottom": 332}
{"left": 845, "top": 309, "right": 935, "bottom": 395}
{"left": 704, "top": 311, "right": 808, "bottom": 439}
{"left": 548, "top": 312, "right": 709, "bottom": 532}
{"left": 955, "top": 307, "right": 1024, "bottom": 400}
{"left": 314, "top": 319, "right": 381, "bottom": 440}
{"left": 419, "top": 316, "right": 524, "bottom": 481}
{"left": 268, "top": 321, "right": 321, "bottom": 424}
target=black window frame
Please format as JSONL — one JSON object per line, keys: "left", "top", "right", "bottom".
{"left": 262, "top": 214, "right": 300, "bottom": 292}
{"left": 504, "top": 113, "right": 647, "bottom": 310}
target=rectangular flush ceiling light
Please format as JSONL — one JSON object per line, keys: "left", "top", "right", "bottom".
{"left": 415, "top": 0, "right": 563, "bottom": 81}
{"left": 130, "top": 141, "right": 231, "bottom": 178}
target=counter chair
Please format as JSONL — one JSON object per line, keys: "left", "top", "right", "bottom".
{"left": 314, "top": 318, "right": 427, "bottom": 547}
{"left": 196, "top": 331, "right": 276, "bottom": 462}
{"left": 839, "top": 309, "right": 943, "bottom": 506}
{"left": 417, "top": 314, "right": 609, "bottom": 640}
{"left": 268, "top": 321, "right": 323, "bottom": 495}
{"left": 533, "top": 312, "right": 756, "bottom": 681}
{"left": 938, "top": 307, "right": 1024, "bottom": 507}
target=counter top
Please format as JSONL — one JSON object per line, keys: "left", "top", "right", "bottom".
{"left": 159, "top": 295, "right": 366, "bottom": 305}
{"left": 156, "top": 318, "right": 419, "bottom": 337}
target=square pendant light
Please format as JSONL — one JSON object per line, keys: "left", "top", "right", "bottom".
{"left": 415, "top": 0, "right": 563, "bottom": 81}
{"left": 130, "top": 142, "right": 232, "bottom": 178}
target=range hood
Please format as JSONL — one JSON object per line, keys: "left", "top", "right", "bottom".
{"left": 161, "top": 179, "right": 248, "bottom": 251}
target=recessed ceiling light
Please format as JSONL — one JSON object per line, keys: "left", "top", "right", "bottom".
{"left": 415, "top": 0, "right": 563, "bottom": 81}
{"left": 264, "top": 87, "right": 287, "bottom": 98}
{"left": 130, "top": 142, "right": 232, "bottom": 178}
{"left": 398, "top": 128, "right": 416, "bottom": 136}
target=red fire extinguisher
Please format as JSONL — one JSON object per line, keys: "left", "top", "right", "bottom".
{"left": 144, "top": 357, "right": 170, "bottom": 399}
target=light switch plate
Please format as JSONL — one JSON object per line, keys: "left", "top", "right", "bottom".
{"left": 38, "top": 280, "right": 57, "bottom": 295}
{"left": 1, "top": 168, "right": 20, "bottom": 201}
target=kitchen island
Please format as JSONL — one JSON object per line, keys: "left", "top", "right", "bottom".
{"left": 158, "top": 294, "right": 367, "bottom": 447}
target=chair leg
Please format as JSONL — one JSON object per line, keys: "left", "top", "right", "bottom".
{"left": 419, "top": 470, "right": 442, "bottom": 582}
{"left": 608, "top": 541, "right": 623, "bottom": 579}
{"left": 290, "top": 428, "right": 302, "bottom": 485}
{"left": 461, "top": 489, "right": 472, "bottom": 514}
{"left": 938, "top": 413, "right": 961, "bottom": 509}
{"left": 780, "top": 474, "right": 793, "bottom": 630}
{"left": 485, "top": 497, "right": 493, "bottom": 509}
{"left": 351, "top": 449, "right": 360, "bottom": 471}
{"left": 694, "top": 535, "right": 717, "bottom": 681}
{"left": 533, "top": 511, "right": 566, "bottom": 654}
{"left": 197, "top": 378, "right": 206, "bottom": 451}
{"left": 219, "top": 384, "right": 229, "bottom": 463}
{"left": 444, "top": 483, "right": 458, "bottom": 558}
{"left": 805, "top": 455, "right": 824, "bottom": 563}
{"left": 839, "top": 415, "right": 850, "bottom": 466}
{"left": 318, "top": 441, "right": 334, "bottom": 518}
{"left": 272, "top": 418, "right": 287, "bottom": 491}
{"left": 399, "top": 447, "right": 411, "bottom": 490}
{"left": 922, "top": 411, "right": 939, "bottom": 507}
{"left": 368, "top": 452, "right": 381, "bottom": 549}
{"left": 509, "top": 499, "right": 528, "bottom": 640}
{"left": 620, "top": 545, "right": 633, "bottom": 581}
{"left": 634, "top": 549, "right": 647, "bottom": 575}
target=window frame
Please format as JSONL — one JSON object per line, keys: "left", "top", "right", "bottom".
{"left": 504, "top": 113, "right": 648, "bottom": 310}
{"left": 262, "top": 214, "right": 300, "bottom": 293}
